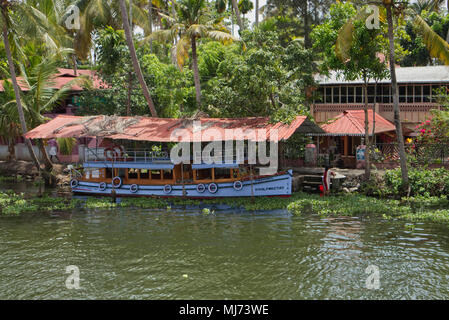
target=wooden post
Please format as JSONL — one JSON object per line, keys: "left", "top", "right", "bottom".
{"left": 344, "top": 136, "right": 349, "bottom": 156}
{"left": 181, "top": 163, "right": 186, "bottom": 197}
{"left": 250, "top": 165, "right": 255, "bottom": 203}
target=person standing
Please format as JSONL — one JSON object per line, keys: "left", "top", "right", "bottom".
{"left": 323, "top": 166, "right": 336, "bottom": 196}
{"left": 48, "top": 138, "right": 60, "bottom": 163}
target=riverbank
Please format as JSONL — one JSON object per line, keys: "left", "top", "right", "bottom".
{"left": 1, "top": 188, "right": 448, "bottom": 225}
{"left": 0, "top": 161, "right": 70, "bottom": 186}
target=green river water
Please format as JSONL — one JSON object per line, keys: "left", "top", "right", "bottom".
{"left": 1, "top": 183, "right": 449, "bottom": 299}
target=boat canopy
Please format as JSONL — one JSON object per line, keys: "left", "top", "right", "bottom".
{"left": 192, "top": 163, "right": 240, "bottom": 170}
{"left": 83, "top": 162, "right": 175, "bottom": 170}
{"left": 24, "top": 115, "right": 325, "bottom": 142}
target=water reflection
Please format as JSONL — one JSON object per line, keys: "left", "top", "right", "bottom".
{"left": 1, "top": 183, "right": 449, "bottom": 299}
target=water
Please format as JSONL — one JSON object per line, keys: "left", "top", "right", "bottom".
{"left": 1, "top": 185, "right": 449, "bottom": 299}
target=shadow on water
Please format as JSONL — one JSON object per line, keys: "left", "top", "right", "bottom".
{"left": 1, "top": 182, "right": 449, "bottom": 299}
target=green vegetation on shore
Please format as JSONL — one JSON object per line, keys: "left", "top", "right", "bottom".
{"left": 1, "top": 190, "right": 448, "bottom": 225}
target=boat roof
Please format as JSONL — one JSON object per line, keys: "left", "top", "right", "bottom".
{"left": 24, "top": 115, "right": 325, "bottom": 142}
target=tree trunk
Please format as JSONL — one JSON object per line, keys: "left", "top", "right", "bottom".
{"left": 231, "top": 0, "right": 244, "bottom": 33}
{"left": 149, "top": 0, "right": 153, "bottom": 52}
{"left": 191, "top": 36, "right": 202, "bottom": 108}
{"left": 2, "top": 24, "right": 41, "bottom": 170}
{"left": 303, "top": 1, "right": 311, "bottom": 48}
{"left": 363, "top": 82, "right": 371, "bottom": 180}
{"left": 386, "top": 4, "right": 409, "bottom": 189}
{"left": 127, "top": 71, "right": 132, "bottom": 116}
{"left": 255, "top": 0, "right": 259, "bottom": 27}
{"left": 37, "top": 140, "right": 53, "bottom": 169}
{"left": 119, "top": 0, "right": 158, "bottom": 117}
{"left": 72, "top": 54, "right": 77, "bottom": 76}
{"left": 7, "top": 138, "right": 15, "bottom": 161}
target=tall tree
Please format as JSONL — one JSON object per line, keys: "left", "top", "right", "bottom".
{"left": 231, "top": 0, "right": 244, "bottom": 32}
{"left": 338, "top": 0, "right": 449, "bottom": 189}
{"left": 119, "top": 0, "right": 158, "bottom": 117}
{"left": 313, "top": 2, "right": 389, "bottom": 180}
{"left": 1, "top": 0, "right": 59, "bottom": 170}
{"left": 149, "top": 0, "right": 237, "bottom": 108}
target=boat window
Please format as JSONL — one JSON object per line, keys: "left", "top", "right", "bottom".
{"left": 118, "top": 168, "right": 126, "bottom": 178}
{"left": 163, "top": 169, "right": 173, "bottom": 180}
{"left": 105, "top": 168, "right": 113, "bottom": 179}
{"left": 215, "top": 168, "right": 231, "bottom": 180}
{"left": 151, "top": 170, "right": 162, "bottom": 180}
{"left": 196, "top": 169, "right": 212, "bottom": 181}
{"left": 128, "top": 168, "right": 138, "bottom": 179}
{"left": 140, "top": 169, "right": 150, "bottom": 179}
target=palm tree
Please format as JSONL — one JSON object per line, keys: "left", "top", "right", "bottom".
{"left": 337, "top": 0, "right": 449, "bottom": 190}
{"left": 231, "top": 0, "right": 243, "bottom": 32}
{"left": 1, "top": 0, "right": 41, "bottom": 169}
{"left": 1, "top": 50, "right": 84, "bottom": 169}
{"left": 149, "top": 0, "right": 238, "bottom": 108}
{"left": 411, "top": 0, "right": 445, "bottom": 14}
{"left": 119, "top": 0, "right": 158, "bottom": 117}
{"left": 255, "top": 0, "right": 259, "bottom": 27}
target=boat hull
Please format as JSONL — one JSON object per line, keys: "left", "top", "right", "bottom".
{"left": 72, "top": 171, "right": 292, "bottom": 198}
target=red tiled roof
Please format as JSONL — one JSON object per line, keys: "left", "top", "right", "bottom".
{"left": 0, "top": 68, "right": 107, "bottom": 92}
{"left": 24, "top": 115, "right": 316, "bottom": 142}
{"left": 321, "top": 110, "right": 396, "bottom": 136}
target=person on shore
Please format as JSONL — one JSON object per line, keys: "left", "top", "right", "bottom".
{"left": 322, "top": 165, "right": 336, "bottom": 196}
{"left": 48, "top": 138, "right": 60, "bottom": 163}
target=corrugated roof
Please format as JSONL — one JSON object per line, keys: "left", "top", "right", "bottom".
{"left": 321, "top": 110, "right": 396, "bottom": 136}
{"left": 0, "top": 68, "right": 107, "bottom": 92}
{"left": 315, "top": 66, "right": 449, "bottom": 85}
{"left": 24, "top": 115, "right": 323, "bottom": 142}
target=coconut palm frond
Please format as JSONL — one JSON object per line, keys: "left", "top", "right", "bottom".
{"left": 187, "top": 24, "right": 208, "bottom": 38}
{"left": 335, "top": 19, "right": 355, "bottom": 63}
{"left": 57, "top": 138, "right": 77, "bottom": 155}
{"left": 172, "top": 37, "right": 191, "bottom": 69}
{"left": 414, "top": 15, "right": 449, "bottom": 65}
{"left": 145, "top": 28, "right": 178, "bottom": 43}
{"left": 207, "top": 30, "right": 238, "bottom": 45}
{"left": 335, "top": 7, "right": 373, "bottom": 63}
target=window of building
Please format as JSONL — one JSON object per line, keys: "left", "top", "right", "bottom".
{"left": 399, "top": 86, "right": 406, "bottom": 103}
{"left": 325, "top": 87, "right": 332, "bottom": 103}
{"left": 332, "top": 87, "right": 340, "bottom": 103}
{"left": 348, "top": 87, "right": 354, "bottom": 103}
{"left": 414, "top": 86, "right": 422, "bottom": 103}
{"left": 367, "top": 85, "right": 375, "bottom": 103}
{"left": 341, "top": 86, "right": 347, "bottom": 103}
{"left": 382, "top": 86, "right": 390, "bottom": 103}
{"left": 423, "top": 85, "right": 431, "bottom": 102}
{"left": 376, "top": 85, "right": 382, "bottom": 103}
{"left": 317, "top": 87, "right": 324, "bottom": 103}
{"left": 407, "top": 85, "right": 414, "bottom": 103}
{"left": 356, "top": 87, "right": 363, "bottom": 103}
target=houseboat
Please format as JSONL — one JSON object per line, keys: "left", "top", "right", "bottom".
{"left": 23, "top": 114, "right": 326, "bottom": 198}
{"left": 69, "top": 146, "right": 293, "bottom": 198}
